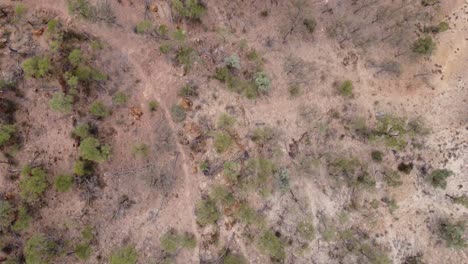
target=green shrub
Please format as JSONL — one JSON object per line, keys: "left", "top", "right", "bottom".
{"left": 170, "top": 104, "right": 186, "bottom": 122}
{"left": 133, "top": 144, "right": 149, "bottom": 157}
{"left": 0, "top": 124, "right": 15, "bottom": 147}
{"left": 223, "top": 162, "right": 240, "bottom": 184}
{"left": 136, "top": 20, "right": 153, "bottom": 34}
{"left": 303, "top": 18, "right": 317, "bottom": 33}
{"left": 195, "top": 197, "right": 220, "bottom": 226}
{"left": 73, "top": 124, "right": 91, "bottom": 139}
{"left": 412, "top": 36, "right": 436, "bottom": 54}
{"left": 160, "top": 230, "right": 196, "bottom": 254}
{"left": 421, "top": 0, "right": 439, "bottom": 6}
{"left": 234, "top": 202, "right": 265, "bottom": 227}
{"left": 113, "top": 92, "right": 128, "bottom": 105}
{"left": 0, "top": 201, "right": 15, "bottom": 228}
{"left": 159, "top": 44, "right": 172, "bottom": 54}
{"left": 109, "top": 246, "right": 138, "bottom": 264}
{"left": 20, "top": 167, "right": 48, "bottom": 203}
{"left": 430, "top": 169, "right": 453, "bottom": 189}
{"left": 158, "top": 24, "right": 168, "bottom": 36}
{"left": 224, "top": 253, "right": 247, "bottom": 264}
{"left": 89, "top": 101, "right": 109, "bottom": 118}
{"left": 251, "top": 126, "right": 275, "bottom": 145}
{"left": 452, "top": 195, "right": 468, "bottom": 208}
{"left": 217, "top": 113, "right": 236, "bottom": 129}
{"left": 225, "top": 54, "right": 241, "bottom": 70}
{"left": 178, "top": 84, "right": 198, "bottom": 97}
{"left": 258, "top": 230, "right": 285, "bottom": 261}
{"left": 172, "top": 29, "right": 186, "bottom": 42}
{"left": 68, "top": 49, "right": 83, "bottom": 66}
{"left": 47, "top": 19, "right": 59, "bottom": 34}
{"left": 297, "top": 221, "right": 315, "bottom": 241}
{"left": 75, "top": 243, "right": 92, "bottom": 260}
{"left": 67, "top": 0, "right": 95, "bottom": 20}
{"left": 371, "top": 150, "right": 383, "bottom": 162}
{"left": 171, "top": 0, "right": 206, "bottom": 20}
{"left": 74, "top": 65, "right": 107, "bottom": 82}
{"left": 81, "top": 225, "right": 94, "bottom": 241}
{"left": 49, "top": 92, "right": 74, "bottom": 113}
{"left": 440, "top": 220, "right": 466, "bottom": 248}
{"left": 14, "top": 4, "right": 27, "bottom": 18}
{"left": 288, "top": 85, "right": 302, "bottom": 97}
{"left": 338, "top": 80, "right": 353, "bottom": 97}
{"left": 73, "top": 160, "right": 93, "bottom": 176}
{"left": 22, "top": 56, "right": 51, "bottom": 78}
{"left": 24, "top": 234, "right": 59, "bottom": 264}
{"left": 0, "top": 79, "right": 16, "bottom": 91}
{"left": 245, "top": 158, "right": 276, "bottom": 187}
{"left": 12, "top": 206, "right": 31, "bottom": 232}
{"left": 214, "top": 132, "right": 233, "bottom": 153}
{"left": 79, "top": 137, "right": 111, "bottom": 163}
{"left": 176, "top": 47, "right": 197, "bottom": 69}
{"left": 436, "top": 21, "right": 449, "bottom": 32}
{"left": 254, "top": 71, "right": 271, "bottom": 93}
{"left": 148, "top": 100, "right": 159, "bottom": 112}
{"left": 210, "top": 185, "right": 235, "bottom": 208}
{"left": 54, "top": 174, "right": 74, "bottom": 192}
{"left": 383, "top": 170, "right": 403, "bottom": 187}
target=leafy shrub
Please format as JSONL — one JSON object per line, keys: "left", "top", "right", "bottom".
{"left": 75, "top": 243, "right": 92, "bottom": 260}
{"left": 170, "top": 104, "right": 186, "bottom": 122}
{"left": 47, "top": 19, "right": 59, "bottom": 34}
{"left": 22, "top": 56, "right": 51, "bottom": 78}
{"left": 148, "top": 100, "right": 159, "bottom": 112}
{"left": 79, "top": 137, "right": 111, "bottom": 163}
{"left": 74, "top": 160, "right": 93, "bottom": 176}
{"left": 383, "top": 170, "right": 403, "bottom": 187}
{"left": 251, "top": 126, "right": 275, "bottom": 145}
{"left": 136, "top": 20, "right": 153, "bottom": 34}
{"left": 73, "top": 124, "right": 91, "bottom": 139}
{"left": 89, "top": 101, "right": 109, "bottom": 118}
{"left": 412, "top": 36, "right": 436, "bottom": 54}
{"left": 68, "top": 49, "right": 83, "bottom": 66}
{"left": 0, "top": 79, "right": 16, "bottom": 91}
{"left": 225, "top": 54, "right": 241, "bottom": 70}
{"left": 54, "top": 174, "right": 74, "bottom": 192}
{"left": 0, "top": 201, "right": 15, "bottom": 228}
{"left": 214, "top": 132, "right": 233, "bottom": 153}
{"left": 421, "top": 0, "right": 439, "bottom": 6}
{"left": 440, "top": 220, "right": 466, "bottom": 248}
{"left": 303, "top": 18, "right": 317, "bottom": 33}
{"left": 217, "top": 113, "right": 236, "bottom": 130}
{"left": 297, "top": 221, "right": 315, "bottom": 241}
{"left": 338, "top": 80, "right": 353, "bottom": 97}
{"left": 452, "top": 195, "right": 468, "bottom": 208}
{"left": 176, "top": 47, "right": 197, "bottom": 69}
{"left": 14, "top": 4, "right": 27, "bottom": 18}
{"left": 430, "top": 169, "right": 453, "bottom": 189}
{"left": 49, "top": 92, "right": 74, "bottom": 113}
{"left": 254, "top": 71, "right": 271, "bottom": 93}
{"left": 172, "top": 29, "right": 186, "bottom": 42}
{"left": 178, "top": 84, "right": 198, "bottom": 97}
{"left": 113, "top": 92, "right": 128, "bottom": 105}
{"left": 159, "top": 44, "right": 172, "bottom": 54}
{"left": 223, "top": 162, "right": 241, "bottom": 184}
{"left": 24, "top": 234, "right": 59, "bottom": 264}
{"left": 74, "top": 65, "right": 107, "bottom": 82}
{"left": 110, "top": 246, "right": 138, "bottom": 264}
{"left": 224, "top": 253, "right": 247, "bottom": 264}
{"left": 12, "top": 206, "right": 31, "bottom": 232}
{"left": 235, "top": 202, "right": 264, "bottom": 227}
{"left": 258, "top": 230, "right": 285, "bottom": 261}
{"left": 68, "top": 0, "right": 95, "bottom": 20}
{"left": 210, "top": 185, "right": 235, "bottom": 208}
{"left": 0, "top": 124, "right": 15, "bottom": 147}
{"left": 245, "top": 158, "right": 276, "bottom": 187}
{"left": 20, "top": 167, "right": 48, "bottom": 203}
{"left": 160, "top": 229, "right": 196, "bottom": 254}
{"left": 371, "top": 150, "right": 383, "bottom": 162}
{"left": 195, "top": 197, "right": 220, "bottom": 226}
{"left": 171, "top": 0, "right": 206, "bottom": 20}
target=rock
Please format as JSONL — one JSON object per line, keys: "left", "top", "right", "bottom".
{"left": 179, "top": 97, "right": 193, "bottom": 111}
{"left": 150, "top": 4, "right": 158, "bottom": 13}
{"left": 130, "top": 107, "right": 143, "bottom": 120}
{"left": 32, "top": 28, "right": 44, "bottom": 36}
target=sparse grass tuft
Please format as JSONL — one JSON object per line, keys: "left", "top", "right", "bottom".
{"left": 412, "top": 36, "right": 436, "bottom": 55}
{"left": 109, "top": 246, "right": 138, "bottom": 264}
{"left": 214, "top": 132, "right": 233, "bottom": 153}
{"left": 338, "top": 80, "right": 353, "bottom": 97}
{"left": 195, "top": 197, "right": 220, "bottom": 226}
{"left": 160, "top": 229, "right": 196, "bottom": 254}
{"left": 258, "top": 230, "right": 285, "bottom": 261}
{"left": 439, "top": 220, "right": 466, "bottom": 248}
{"left": 217, "top": 113, "right": 236, "bottom": 129}
{"left": 430, "top": 169, "right": 453, "bottom": 189}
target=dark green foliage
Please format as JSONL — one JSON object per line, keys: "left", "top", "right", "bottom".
{"left": 160, "top": 229, "right": 196, "bottom": 254}
{"left": 171, "top": 0, "right": 206, "bottom": 20}
{"left": 113, "top": 92, "right": 128, "bottom": 105}
{"left": 19, "top": 167, "right": 48, "bottom": 203}
{"left": 148, "top": 100, "right": 159, "bottom": 112}
{"left": 383, "top": 169, "right": 403, "bottom": 187}
{"left": 54, "top": 174, "right": 74, "bottom": 192}
{"left": 12, "top": 206, "right": 31, "bottom": 232}
{"left": 79, "top": 137, "right": 111, "bottom": 163}
{"left": 397, "top": 162, "right": 413, "bottom": 174}
{"left": 371, "top": 150, "right": 383, "bottom": 162}
{"left": 439, "top": 220, "right": 466, "bottom": 248}
{"left": 49, "top": 92, "right": 74, "bottom": 113}
{"left": 258, "top": 230, "right": 285, "bottom": 261}
{"left": 47, "top": 19, "right": 59, "bottom": 34}
{"left": 303, "top": 18, "right": 317, "bottom": 33}
{"left": 89, "top": 101, "right": 109, "bottom": 118}
{"left": 338, "top": 80, "right": 353, "bottom": 97}
{"left": 24, "top": 234, "right": 59, "bottom": 264}
{"left": 0, "top": 79, "right": 16, "bottom": 91}
{"left": 195, "top": 197, "right": 220, "bottom": 226}
{"left": 297, "top": 221, "right": 315, "bottom": 241}
{"left": 74, "top": 65, "right": 107, "bottom": 82}
{"left": 421, "top": 0, "right": 439, "bottom": 6}
{"left": 0, "top": 201, "right": 15, "bottom": 228}
{"left": 412, "top": 36, "right": 436, "bottom": 54}
{"left": 170, "top": 104, "right": 186, "bottom": 122}
{"left": 73, "top": 124, "right": 91, "bottom": 139}
{"left": 425, "top": 21, "right": 449, "bottom": 33}
{"left": 73, "top": 160, "right": 93, "bottom": 176}
{"left": 22, "top": 56, "right": 51, "bottom": 78}
{"left": 214, "top": 132, "right": 233, "bottom": 153}
{"left": 0, "top": 124, "right": 16, "bottom": 147}
{"left": 109, "top": 246, "right": 138, "bottom": 264}
{"left": 430, "top": 169, "right": 453, "bottom": 189}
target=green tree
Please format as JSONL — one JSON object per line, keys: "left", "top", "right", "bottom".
{"left": 89, "top": 101, "right": 109, "bottom": 118}
{"left": 79, "top": 137, "right": 111, "bottom": 163}
{"left": 54, "top": 174, "right": 74, "bottom": 192}
{"left": 22, "top": 56, "right": 51, "bottom": 78}
{"left": 74, "top": 160, "right": 93, "bottom": 176}
{"left": 73, "top": 124, "right": 91, "bottom": 139}
{"left": 24, "top": 234, "right": 59, "bottom": 264}
{"left": 19, "top": 167, "right": 48, "bottom": 203}
{"left": 49, "top": 92, "right": 74, "bottom": 113}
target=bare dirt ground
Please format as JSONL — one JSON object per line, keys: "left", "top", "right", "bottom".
{"left": 0, "top": 0, "right": 467, "bottom": 263}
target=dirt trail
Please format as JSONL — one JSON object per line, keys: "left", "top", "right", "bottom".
{"left": 21, "top": 0, "right": 201, "bottom": 261}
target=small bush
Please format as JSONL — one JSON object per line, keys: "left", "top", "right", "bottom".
{"left": 176, "top": 47, "right": 197, "bottom": 69}
{"left": 0, "top": 124, "right": 16, "bottom": 147}
{"left": 22, "top": 56, "right": 51, "bottom": 78}
{"left": 24, "top": 234, "right": 59, "bottom": 264}
{"left": 54, "top": 174, "right": 74, "bottom": 192}
{"left": 214, "top": 132, "right": 233, "bottom": 153}
{"left": 371, "top": 150, "right": 383, "bottom": 162}
{"left": 160, "top": 229, "right": 196, "bottom": 254}
{"left": 47, "top": 19, "right": 59, "bottom": 34}
{"left": 452, "top": 195, "right": 468, "bottom": 208}
{"left": 225, "top": 54, "right": 241, "bottom": 70}
{"left": 258, "top": 230, "right": 285, "bottom": 261}
{"left": 68, "top": 49, "right": 83, "bottom": 66}
{"left": 383, "top": 170, "right": 403, "bottom": 187}
{"left": 303, "top": 18, "right": 317, "bottom": 33}
{"left": 14, "top": 4, "right": 27, "bottom": 18}
{"left": 170, "top": 104, "right": 186, "bottom": 122}
{"left": 412, "top": 36, "right": 436, "bottom": 55}
{"left": 172, "top": 29, "right": 186, "bottom": 42}
{"left": 20, "top": 167, "right": 48, "bottom": 203}
{"left": 195, "top": 197, "right": 220, "bottom": 226}
{"left": 109, "top": 246, "right": 138, "bottom": 264}
{"left": 68, "top": 0, "right": 95, "bottom": 20}
{"left": 338, "top": 80, "right": 353, "bottom": 97}
{"left": 0, "top": 201, "right": 15, "bottom": 228}
{"left": 178, "top": 84, "right": 198, "bottom": 97}
{"left": 12, "top": 206, "right": 31, "bottom": 232}
{"left": 430, "top": 169, "right": 453, "bottom": 189}
{"left": 113, "top": 92, "right": 128, "bottom": 105}
{"left": 254, "top": 71, "right": 271, "bottom": 93}
{"left": 159, "top": 44, "right": 172, "bottom": 54}
{"left": 421, "top": 0, "right": 439, "bottom": 7}
{"left": 133, "top": 144, "right": 149, "bottom": 157}
{"left": 73, "top": 124, "right": 91, "bottom": 139}
{"left": 223, "top": 162, "right": 241, "bottom": 184}
{"left": 136, "top": 20, "right": 153, "bottom": 34}
{"left": 217, "top": 113, "right": 236, "bottom": 130}
{"left": 210, "top": 185, "right": 235, "bottom": 208}
{"left": 148, "top": 100, "right": 159, "bottom": 112}
{"left": 0, "top": 79, "right": 16, "bottom": 91}
{"left": 297, "top": 221, "right": 315, "bottom": 241}
{"left": 171, "top": 0, "right": 206, "bottom": 20}
{"left": 49, "top": 92, "right": 74, "bottom": 113}
{"left": 75, "top": 243, "right": 92, "bottom": 260}
{"left": 74, "top": 160, "right": 93, "bottom": 176}
{"left": 235, "top": 202, "right": 264, "bottom": 227}
{"left": 79, "top": 137, "right": 111, "bottom": 163}
{"left": 224, "top": 253, "right": 247, "bottom": 264}
{"left": 288, "top": 85, "right": 302, "bottom": 97}
{"left": 440, "top": 220, "right": 466, "bottom": 248}
{"left": 89, "top": 101, "right": 109, "bottom": 118}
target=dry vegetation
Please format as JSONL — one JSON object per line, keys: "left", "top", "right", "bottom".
{"left": 0, "top": 0, "right": 467, "bottom": 263}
